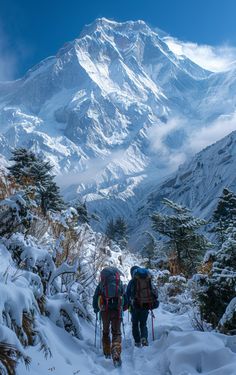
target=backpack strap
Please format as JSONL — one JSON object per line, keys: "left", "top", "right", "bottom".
{"left": 116, "top": 272, "right": 122, "bottom": 319}
{"left": 115, "top": 272, "right": 119, "bottom": 297}
{"left": 101, "top": 274, "right": 109, "bottom": 313}
{"left": 137, "top": 278, "right": 142, "bottom": 307}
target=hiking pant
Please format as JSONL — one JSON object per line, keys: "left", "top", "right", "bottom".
{"left": 101, "top": 310, "right": 122, "bottom": 357}
{"left": 131, "top": 308, "right": 149, "bottom": 343}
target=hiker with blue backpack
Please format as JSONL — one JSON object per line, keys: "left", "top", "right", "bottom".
{"left": 93, "top": 266, "right": 127, "bottom": 367}
{"left": 126, "top": 266, "right": 159, "bottom": 347}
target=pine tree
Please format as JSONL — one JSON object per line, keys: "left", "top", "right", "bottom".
{"left": 105, "top": 217, "right": 128, "bottom": 249}
{"left": 75, "top": 201, "right": 99, "bottom": 224}
{"left": 211, "top": 188, "right": 236, "bottom": 246}
{"left": 115, "top": 216, "right": 128, "bottom": 249}
{"left": 142, "top": 232, "right": 158, "bottom": 268}
{"left": 106, "top": 218, "right": 116, "bottom": 240}
{"left": 8, "top": 148, "right": 64, "bottom": 215}
{"left": 8, "top": 148, "right": 37, "bottom": 185}
{"left": 115, "top": 217, "right": 127, "bottom": 239}
{"left": 76, "top": 202, "right": 90, "bottom": 224}
{"left": 151, "top": 198, "right": 211, "bottom": 276}
{"left": 0, "top": 191, "right": 34, "bottom": 237}
{"left": 41, "top": 181, "right": 64, "bottom": 216}
{"left": 195, "top": 225, "right": 236, "bottom": 330}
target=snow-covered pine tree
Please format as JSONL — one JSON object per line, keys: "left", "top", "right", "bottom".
{"left": 211, "top": 188, "right": 236, "bottom": 246}
{"left": 75, "top": 201, "right": 99, "bottom": 224}
{"left": 0, "top": 191, "right": 34, "bottom": 237}
{"left": 8, "top": 148, "right": 37, "bottom": 185}
{"left": 142, "top": 232, "right": 158, "bottom": 268}
{"left": 8, "top": 148, "right": 64, "bottom": 215}
{"left": 75, "top": 202, "right": 90, "bottom": 224}
{"left": 105, "top": 217, "right": 128, "bottom": 249}
{"left": 40, "top": 180, "right": 64, "bottom": 216}
{"left": 151, "top": 198, "right": 212, "bottom": 276}
{"left": 194, "top": 225, "right": 236, "bottom": 332}
{"left": 115, "top": 216, "right": 128, "bottom": 249}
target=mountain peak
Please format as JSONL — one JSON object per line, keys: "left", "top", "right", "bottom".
{"left": 80, "top": 18, "right": 151, "bottom": 38}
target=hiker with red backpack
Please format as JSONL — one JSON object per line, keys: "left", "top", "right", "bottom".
{"left": 93, "top": 266, "right": 127, "bottom": 367}
{"left": 126, "top": 266, "right": 159, "bottom": 347}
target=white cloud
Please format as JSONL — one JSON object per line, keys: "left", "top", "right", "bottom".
{"left": 148, "top": 118, "right": 181, "bottom": 153}
{"left": 187, "top": 113, "right": 236, "bottom": 153}
{"left": 164, "top": 36, "right": 236, "bottom": 73}
{"left": 148, "top": 118, "right": 187, "bottom": 171}
{"left": 147, "top": 113, "right": 236, "bottom": 175}
{"left": 56, "top": 149, "right": 128, "bottom": 187}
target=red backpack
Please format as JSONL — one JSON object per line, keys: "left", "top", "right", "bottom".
{"left": 99, "top": 267, "right": 124, "bottom": 311}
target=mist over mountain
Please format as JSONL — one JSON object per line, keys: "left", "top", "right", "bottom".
{"left": 129, "top": 130, "right": 236, "bottom": 248}
{"left": 0, "top": 18, "right": 236, "bottom": 231}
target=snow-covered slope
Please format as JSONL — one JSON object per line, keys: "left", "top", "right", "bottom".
{"left": 17, "top": 305, "right": 236, "bottom": 375}
{"left": 0, "top": 18, "right": 236, "bottom": 226}
{"left": 130, "top": 130, "right": 236, "bottom": 248}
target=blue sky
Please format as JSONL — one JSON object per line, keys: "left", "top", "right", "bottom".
{"left": 1, "top": 0, "right": 236, "bottom": 80}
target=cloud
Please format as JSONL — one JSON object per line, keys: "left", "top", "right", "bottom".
{"left": 187, "top": 113, "right": 236, "bottom": 153}
{"left": 148, "top": 118, "right": 187, "bottom": 171}
{"left": 147, "top": 113, "right": 236, "bottom": 175}
{"left": 56, "top": 149, "right": 128, "bottom": 188}
{"left": 164, "top": 36, "right": 236, "bottom": 73}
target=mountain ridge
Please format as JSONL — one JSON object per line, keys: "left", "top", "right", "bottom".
{"left": 0, "top": 18, "right": 235, "bottom": 231}
{"left": 128, "top": 130, "right": 236, "bottom": 249}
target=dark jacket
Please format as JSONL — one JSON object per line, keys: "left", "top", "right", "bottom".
{"left": 126, "top": 279, "right": 134, "bottom": 308}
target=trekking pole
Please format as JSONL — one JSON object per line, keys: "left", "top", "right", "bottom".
{"left": 94, "top": 313, "right": 98, "bottom": 347}
{"left": 99, "top": 311, "right": 102, "bottom": 349}
{"left": 122, "top": 318, "right": 126, "bottom": 341}
{"left": 121, "top": 306, "right": 127, "bottom": 348}
{"left": 151, "top": 310, "right": 155, "bottom": 341}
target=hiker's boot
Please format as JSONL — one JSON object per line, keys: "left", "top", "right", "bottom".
{"left": 113, "top": 356, "right": 122, "bottom": 367}
{"left": 134, "top": 341, "right": 141, "bottom": 348}
{"left": 112, "top": 351, "right": 122, "bottom": 367}
{"left": 141, "top": 337, "right": 149, "bottom": 346}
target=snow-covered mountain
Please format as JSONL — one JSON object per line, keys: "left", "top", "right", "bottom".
{"left": 0, "top": 18, "right": 236, "bottom": 228}
{"left": 130, "top": 130, "right": 236, "bottom": 248}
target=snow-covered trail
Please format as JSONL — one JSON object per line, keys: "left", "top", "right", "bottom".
{"left": 17, "top": 306, "right": 236, "bottom": 375}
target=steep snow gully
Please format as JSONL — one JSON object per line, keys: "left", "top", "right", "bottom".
{"left": 17, "top": 305, "right": 236, "bottom": 375}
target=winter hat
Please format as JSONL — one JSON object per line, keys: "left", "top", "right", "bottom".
{"left": 130, "top": 265, "right": 140, "bottom": 277}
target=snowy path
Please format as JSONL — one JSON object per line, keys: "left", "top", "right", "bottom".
{"left": 17, "top": 306, "right": 236, "bottom": 375}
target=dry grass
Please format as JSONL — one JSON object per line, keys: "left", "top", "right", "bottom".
{"left": 0, "top": 342, "right": 31, "bottom": 375}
